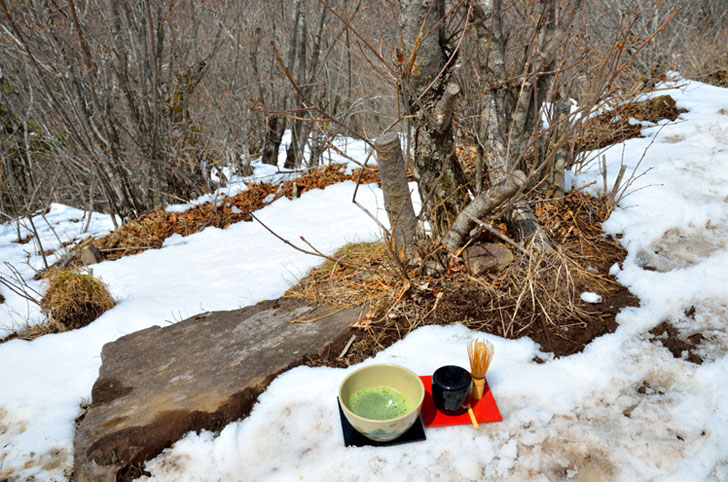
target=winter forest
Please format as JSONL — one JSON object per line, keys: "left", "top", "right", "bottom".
{"left": 1, "top": 1, "right": 724, "bottom": 225}
{"left": 2, "top": 1, "right": 728, "bottom": 481}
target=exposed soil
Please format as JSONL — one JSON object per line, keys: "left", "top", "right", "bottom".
{"left": 649, "top": 319, "right": 704, "bottom": 365}
{"left": 302, "top": 276, "right": 637, "bottom": 368}
{"left": 528, "top": 284, "right": 634, "bottom": 358}
{"left": 291, "top": 191, "right": 639, "bottom": 365}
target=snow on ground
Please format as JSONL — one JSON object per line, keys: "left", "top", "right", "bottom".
{"left": 2, "top": 77, "right": 728, "bottom": 481}
{"left": 0, "top": 204, "right": 117, "bottom": 337}
{"left": 0, "top": 139, "right": 384, "bottom": 481}
{"left": 165, "top": 131, "right": 373, "bottom": 213}
{"left": 140, "top": 77, "right": 728, "bottom": 481}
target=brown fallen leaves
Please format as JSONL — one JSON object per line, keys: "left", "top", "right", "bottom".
{"left": 93, "top": 164, "right": 380, "bottom": 261}
{"left": 534, "top": 191, "right": 609, "bottom": 243}
{"left": 574, "top": 94, "right": 685, "bottom": 152}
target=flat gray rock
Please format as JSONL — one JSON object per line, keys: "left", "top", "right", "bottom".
{"left": 463, "top": 242, "right": 515, "bottom": 274}
{"left": 74, "top": 297, "right": 359, "bottom": 481}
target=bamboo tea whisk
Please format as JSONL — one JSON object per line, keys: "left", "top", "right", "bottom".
{"left": 468, "top": 338, "right": 494, "bottom": 400}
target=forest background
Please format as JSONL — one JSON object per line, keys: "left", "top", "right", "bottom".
{"left": 1, "top": 0, "right": 726, "bottom": 228}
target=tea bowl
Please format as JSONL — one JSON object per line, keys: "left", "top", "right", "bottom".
{"left": 338, "top": 363, "right": 424, "bottom": 442}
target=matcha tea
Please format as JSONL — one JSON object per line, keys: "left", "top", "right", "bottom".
{"left": 349, "top": 386, "right": 412, "bottom": 420}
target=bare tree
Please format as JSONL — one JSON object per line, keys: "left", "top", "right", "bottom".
{"left": 256, "top": 0, "right": 377, "bottom": 168}
{"left": 0, "top": 0, "right": 401, "bottom": 218}
{"left": 394, "top": 0, "right": 584, "bottom": 254}
{"left": 348, "top": 0, "right": 667, "bottom": 262}
{"left": 398, "top": 0, "right": 470, "bottom": 239}
{"left": 0, "top": 0, "right": 236, "bottom": 220}
{"left": 2, "top": 0, "right": 709, "bottom": 241}
{"left": 582, "top": 0, "right": 728, "bottom": 88}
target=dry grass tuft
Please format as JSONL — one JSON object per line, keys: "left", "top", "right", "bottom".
{"left": 286, "top": 241, "right": 406, "bottom": 313}
{"left": 290, "top": 191, "right": 636, "bottom": 363}
{"left": 40, "top": 269, "right": 115, "bottom": 331}
{"left": 11, "top": 322, "right": 59, "bottom": 341}
{"left": 480, "top": 247, "right": 609, "bottom": 337}
{"left": 362, "top": 244, "right": 620, "bottom": 352}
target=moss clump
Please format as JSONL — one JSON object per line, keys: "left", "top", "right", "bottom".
{"left": 40, "top": 269, "right": 115, "bottom": 331}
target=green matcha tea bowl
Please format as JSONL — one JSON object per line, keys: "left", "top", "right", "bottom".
{"left": 338, "top": 363, "right": 425, "bottom": 442}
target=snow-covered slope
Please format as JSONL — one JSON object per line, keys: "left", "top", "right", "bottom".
{"left": 1, "top": 78, "right": 727, "bottom": 481}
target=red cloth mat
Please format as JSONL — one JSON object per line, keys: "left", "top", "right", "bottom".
{"left": 419, "top": 375, "right": 502, "bottom": 427}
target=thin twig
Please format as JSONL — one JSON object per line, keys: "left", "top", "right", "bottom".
{"left": 269, "top": 42, "right": 376, "bottom": 152}
{"left": 463, "top": 213, "right": 532, "bottom": 259}
{"left": 1, "top": 262, "right": 42, "bottom": 305}
{"left": 376, "top": 279, "right": 411, "bottom": 323}
{"left": 26, "top": 215, "right": 48, "bottom": 270}
{"left": 41, "top": 214, "right": 72, "bottom": 258}
{"left": 338, "top": 334, "right": 357, "bottom": 359}
{"left": 250, "top": 212, "right": 365, "bottom": 269}
{"left": 292, "top": 304, "right": 351, "bottom": 323}
{"left": 99, "top": 246, "right": 155, "bottom": 252}
{"left": 316, "top": 0, "right": 396, "bottom": 79}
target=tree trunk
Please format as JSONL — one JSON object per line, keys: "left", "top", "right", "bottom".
{"left": 262, "top": 115, "right": 285, "bottom": 165}
{"left": 284, "top": 119, "right": 310, "bottom": 169}
{"left": 468, "top": 0, "right": 583, "bottom": 252}
{"left": 400, "top": 0, "right": 468, "bottom": 239}
{"left": 309, "top": 129, "right": 326, "bottom": 166}
{"left": 374, "top": 132, "right": 419, "bottom": 260}
{"left": 444, "top": 171, "right": 526, "bottom": 253}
